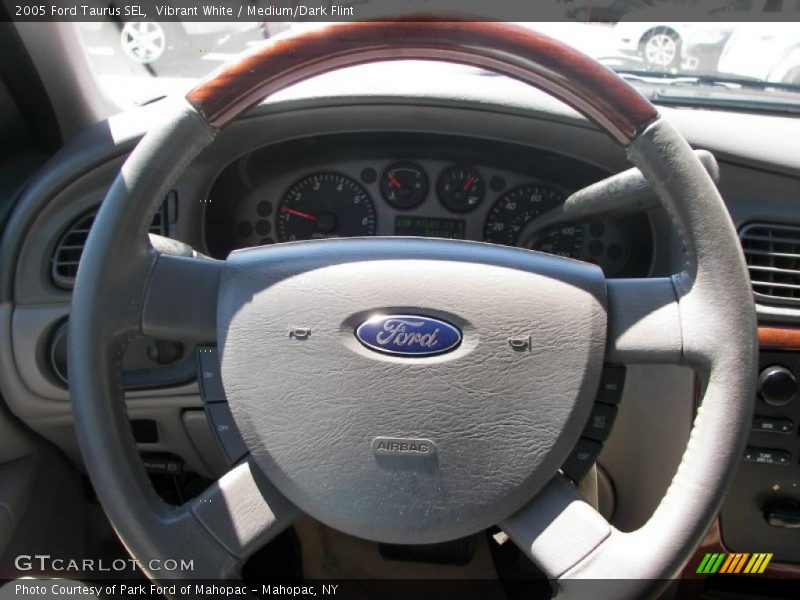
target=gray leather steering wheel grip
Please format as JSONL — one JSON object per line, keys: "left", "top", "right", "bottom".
{"left": 68, "top": 21, "right": 757, "bottom": 598}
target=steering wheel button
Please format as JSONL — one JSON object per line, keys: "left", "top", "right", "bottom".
{"left": 752, "top": 416, "right": 794, "bottom": 434}
{"left": 562, "top": 438, "right": 603, "bottom": 483}
{"left": 743, "top": 447, "right": 791, "bottom": 466}
{"left": 197, "top": 346, "right": 227, "bottom": 402}
{"left": 206, "top": 403, "right": 247, "bottom": 464}
{"left": 596, "top": 366, "right": 626, "bottom": 404}
{"left": 583, "top": 403, "right": 618, "bottom": 441}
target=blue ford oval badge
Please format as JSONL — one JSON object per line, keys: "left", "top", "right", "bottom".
{"left": 355, "top": 315, "right": 462, "bottom": 357}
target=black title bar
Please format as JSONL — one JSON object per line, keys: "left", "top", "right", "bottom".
{"left": 3, "top": 0, "right": 800, "bottom": 22}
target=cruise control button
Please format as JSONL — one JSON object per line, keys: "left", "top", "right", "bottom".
{"left": 596, "top": 366, "right": 626, "bottom": 404}
{"left": 197, "top": 346, "right": 226, "bottom": 402}
{"left": 752, "top": 416, "right": 794, "bottom": 434}
{"left": 743, "top": 447, "right": 791, "bottom": 466}
{"left": 562, "top": 438, "right": 603, "bottom": 483}
{"left": 206, "top": 403, "right": 247, "bottom": 464}
{"left": 583, "top": 403, "right": 618, "bottom": 441}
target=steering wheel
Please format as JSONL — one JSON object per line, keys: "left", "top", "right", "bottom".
{"left": 68, "top": 21, "right": 757, "bottom": 598}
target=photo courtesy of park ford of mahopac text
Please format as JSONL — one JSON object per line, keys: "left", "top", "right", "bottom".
{"left": 1, "top": 0, "right": 800, "bottom": 599}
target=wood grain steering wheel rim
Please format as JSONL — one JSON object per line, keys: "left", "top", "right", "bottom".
{"left": 68, "top": 21, "right": 756, "bottom": 599}
{"left": 186, "top": 21, "right": 657, "bottom": 141}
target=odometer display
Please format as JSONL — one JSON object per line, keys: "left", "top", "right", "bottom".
{"left": 277, "top": 173, "right": 376, "bottom": 242}
{"left": 395, "top": 215, "right": 466, "bottom": 239}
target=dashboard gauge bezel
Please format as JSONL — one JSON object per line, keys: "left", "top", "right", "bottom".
{"left": 436, "top": 164, "right": 486, "bottom": 213}
{"left": 201, "top": 133, "right": 654, "bottom": 279}
{"left": 380, "top": 160, "right": 429, "bottom": 210}
{"left": 275, "top": 172, "right": 377, "bottom": 243}
{"left": 482, "top": 180, "right": 573, "bottom": 248}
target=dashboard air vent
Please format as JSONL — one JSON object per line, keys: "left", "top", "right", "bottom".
{"left": 741, "top": 222, "right": 800, "bottom": 306}
{"left": 51, "top": 205, "right": 168, "bottom": 289}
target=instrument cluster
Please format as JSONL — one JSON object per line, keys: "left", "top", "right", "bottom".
{"left": 204, "top": 134, "right": 653, "bottom": 278}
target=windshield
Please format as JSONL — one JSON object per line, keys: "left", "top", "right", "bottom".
{"left": 75, "top": 11, "right": 800, "bottom": 110}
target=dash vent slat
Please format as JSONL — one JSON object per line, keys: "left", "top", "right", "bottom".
{"left": 51, "top": 204, "right": 168, "bottom": 290}
{"left": 741, "top": 222, "right": 800, "bottom": 306}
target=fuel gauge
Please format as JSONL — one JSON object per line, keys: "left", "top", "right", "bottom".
{"left": 437, "top": 165, "right": 486, "bottom": 213}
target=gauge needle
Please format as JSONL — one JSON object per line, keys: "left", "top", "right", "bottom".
{"left": 462, "top": 176, "right": 476, "bottom": 191}
{"left": 280, "top": 206, "right": 318, "bottom": 221}
{"left": 387, "top": 174, "right": 403, "bottom": 189}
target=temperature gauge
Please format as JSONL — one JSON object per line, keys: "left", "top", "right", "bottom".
{"left": 380, "top": 161, "right": 429, "bottom": 209}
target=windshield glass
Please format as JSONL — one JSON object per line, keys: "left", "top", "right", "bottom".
{"left": 75, "top": 11, "right": 800, "bottom": 110}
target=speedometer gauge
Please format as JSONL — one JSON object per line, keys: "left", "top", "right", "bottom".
{"left": 531, "top": 224, "right": 586, "bottom": 259}
{"left": 483, "top": 183, "right": 576, "bottom": 249}
{"left": 277, "top": 173, "right": 377, "bottom": 242}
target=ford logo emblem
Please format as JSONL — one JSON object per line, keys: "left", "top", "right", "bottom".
{"left": 355, "top": 315, "right": 462, "bottom": 357}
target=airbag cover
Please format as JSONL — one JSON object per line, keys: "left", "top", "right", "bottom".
{"left": 217, "top": 238, "right": 606, "bottom": 543}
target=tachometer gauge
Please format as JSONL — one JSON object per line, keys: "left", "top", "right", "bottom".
{"left": 380, "top": 161, "right": 429, "bottom": 209}
{"left": 483, "top": 183, "right": 571, "bottom": 247}
{"left": 437, "top": 165, "right": 485, "bottom": 212}
{"left": 277, "top": 173, "right": 376, "bottom": 242}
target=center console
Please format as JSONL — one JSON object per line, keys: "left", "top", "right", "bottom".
{"left": 720, "top": 336, "right": 800, "bottom": 564}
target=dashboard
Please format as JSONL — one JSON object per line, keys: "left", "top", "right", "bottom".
{"left": 3, "top": 75, "right": 800, "bottom": 580}
{"left": 204, "top": 134, "right": 653, "bottom": 278}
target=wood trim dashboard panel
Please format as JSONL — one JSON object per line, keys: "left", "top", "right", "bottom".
{"left": 758, "top": 326, "right": 800, "bottom": 351}
{"left": 679, "top": 518, "right": 800, "bottom": 596}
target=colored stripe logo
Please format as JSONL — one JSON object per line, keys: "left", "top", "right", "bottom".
{"left": 696, "top": 552, "right": 773, "bottom": 574}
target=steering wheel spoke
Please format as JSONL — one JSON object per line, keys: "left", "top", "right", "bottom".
{"left": 141, "top": 252, "right": 222, "bottom": 342}
{"left": 606, "top": 277, "right": 683, "bottom": 365}
{"left": 500, "top": 475, "right": 612, "bottom": 580}
{"left": 189, "top": 457, "right": 299, "bottom": 562}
